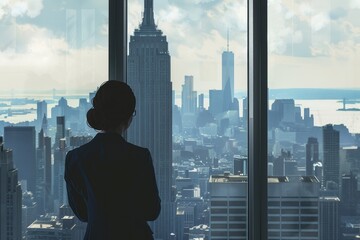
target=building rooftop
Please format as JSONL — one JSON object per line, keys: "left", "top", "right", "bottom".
{"left": 209, "top": 174, "right": 319, "bottom": 184}
{"left": 319, "top": 197, "right": 340, "bottom": 201}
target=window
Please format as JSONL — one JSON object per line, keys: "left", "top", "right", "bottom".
{"left": 128, "top": 0, "right": 248, "bottom": 239}
{"left": 268, "top": 0, "right": 359, "bottom": 240}
{"left": 2, "top": 0, "right": 358, "bottom": 239}
{"left": 0, "top": 0, "right": 108, "bottom": 238}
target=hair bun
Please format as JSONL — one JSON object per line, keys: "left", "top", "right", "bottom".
{"left": 87, "top": 108, "right": 103, "bottom": 130}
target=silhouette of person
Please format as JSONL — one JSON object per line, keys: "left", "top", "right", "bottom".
{"left": 64, "top": 80, "right": 161, "bottom": 240}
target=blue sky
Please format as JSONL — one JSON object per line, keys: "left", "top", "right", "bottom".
{"left": 0, "top": 0, "right": 359, "bottom": 94}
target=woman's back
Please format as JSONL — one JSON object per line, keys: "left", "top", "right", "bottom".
{"left": 65, "top": 132, "right": 161, "bottom": 239}
{"left": 64, "top": 81, "right": 161, "bottom": 240}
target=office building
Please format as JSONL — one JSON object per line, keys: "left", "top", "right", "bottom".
{"left": 341, "top": 173, "right": 358, "bottom": 216}
{"left": 0, "top": 137, "right": 22, "bottom": 240}
{"left": 44, "top": 136, "right": 52, "bottom": 212}
{"left": 198, "top": 94, "right": 204, "bottom": 110}
{"left": 26, "top": 215, "right": 80, "bottom": 240}
{"left": 36, "top": 129, "right": 46, "bottom": 214}
{"left": 127, "top": 0, "right": 173, "bottom": 238}
{"left": 233, "top": 155, "right": 247, "bottom": 175}
{"left": 306, "top": 137, "right": 319, "bottom": 176}
{"left": 319, "top": 197, "right": 340, "bottom": 240}
{"left": 37, "top": 100, "right": 47, "bottom": 122}
{"left": 209, "top": 90, "right": 224, "bottom": 116}
{"left": 181, "top": 75, "right": 197, "bottom": 114}
{"left": 4, "top": 126, "right": 36, "bottom": 193}
{"left": 323, "top": 124, "right": 340, "bottom": 188}
{"left": 209, "top": 174, "right": 320, "bottom": 240}
{"left": 222, "top": 33, "right": 234, "bottom": 108}
{"left": 271, "top": 99, "right": 295, "bottom": 123}
{"left": 55, "top": 116, "right": 66, "bottom": 148}
{"left": 53, "top": 139, "right": 69, "bottom": 212}
{"left": 304, "top": 108, "right": 314, "bottom": 127}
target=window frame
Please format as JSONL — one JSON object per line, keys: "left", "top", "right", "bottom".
{"left": 111, "top": 1, "right": 269, "bottom": 240}
{"left": 248, "top": 0, "right": 268, "bottom": 239}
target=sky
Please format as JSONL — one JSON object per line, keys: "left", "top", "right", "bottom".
{"left": 0, "top": 0, "right": 359, "bottom": 95}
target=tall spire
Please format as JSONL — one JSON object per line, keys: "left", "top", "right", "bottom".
{"left": 141, "top": 0, "right": 155, "bottom": 28}
{"left": 227, "top": 29, "right": 230, "bottom": 51}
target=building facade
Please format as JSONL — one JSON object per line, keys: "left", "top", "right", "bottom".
{"left": 306, "top": 137, "right": 319, "bottom": 176}
{"left": 4, "top": 126, "right": 36, "bottom": 193}
{"left": 127, "top": 0, "right": 173, "bottom": 238}
{"left": 323, "top": 124, "right": 340, "bottom": 188}
{"left": 0, "top": 137, "right": 22, "bottom": 240}
{"left": 209, "top": 174, "right": 320, "bottom": 240}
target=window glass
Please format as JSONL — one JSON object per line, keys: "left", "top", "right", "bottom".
{"left": 128, "top": 0, "right": 248, "bottom": 239}
{"left": 268, "top": 0, "right": 360, "bottom": 239}
{"left": 0, "top": 1, "right": 108, "bottom": 238}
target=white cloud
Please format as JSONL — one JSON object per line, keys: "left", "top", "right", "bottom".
{"left": 311, "top": 13, "right": 330, "bottom": 32}
{"left": 0, "top": 23, "right": 107, "bottom": 92}
{"left": 0, "top": 0, "right": 43, "bottom": 19}
{"left": 350, "top": 0, "right": 360, "bottom": 9}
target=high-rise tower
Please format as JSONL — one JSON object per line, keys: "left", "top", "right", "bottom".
{"left": 323, "top": 124, "right": 340, "bottom": 188}
{"left": 127, "top": 0, "right": 173, "bottom": 238}
{"left": 306, "top": 137, "right": 319, "bottom": 176}
{"left": 181, "top": 75, "right": 197, "bottom": 114}
{"left": 4, "top": 126, "right": 36, "bottom": 193}
{"left": 0, "top": 137, "right": 22, "bottom": 240}
{"left": 222, "top": 31, "right": 234, "bottom": 111}
{"left": 55, "top": 116, "right": 65, "bottom": 148}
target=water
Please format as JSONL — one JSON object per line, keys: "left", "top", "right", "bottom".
{"left": 0, "top": 98, "right": 83, "bottom": 123}
{"left": 295, "top": 99, "right": 360, "bottom": 134}
{"left": 1, "top": 97, "right": 359, "bottom": 134}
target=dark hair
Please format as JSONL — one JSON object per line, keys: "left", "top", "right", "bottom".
{"left": 87, "top": 80, "right": 136, "bottom": 131}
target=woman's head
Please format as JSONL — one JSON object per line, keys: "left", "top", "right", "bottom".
{"left": 87, "top": 80, "right": 136, "bottom": 132}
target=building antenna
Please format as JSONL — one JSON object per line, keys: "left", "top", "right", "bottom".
{"left": 227, "top": 29, "right": 230, "bottom": 51}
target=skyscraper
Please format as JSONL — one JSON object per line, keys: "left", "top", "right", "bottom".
{"left": 306, "top": 137, "right": 319, "bottom": 176}
{"left": 209, "top": 89, "right": 223, "bottom": 116}
{"left": 127, "top": 0, "right": 173, "bottom": 238}
{"left": 222, "top": 32, "right": 234, "bottom": 108}
{"left": 37, "top": 100, "right": 47, "bottom": 122}
{"left": 0, "top": 137, "right": 22, "bottom": 240}
{"left": 323, "top": 124, "right": 340, "bottom": 188}
{"left": 341, "top": 173, "right": 357, "bottom": 216}
{"left": 55, "top": 116, "right": 65, "bottom": 148}
{"left": 271, "top": 99, "right": 296, "bottom": 123}
{"left": 36, "top": 129, "right": 46, "bottom": 214}
{"left": 198, "top": 94, "right": 204, "bottom": 110}
{"left": 53, "top": 139, "right": 69, "bottom": 212}
{"left": 319, "top": 197, "right": 340, "bottom": 240}
{"left": 233, "top": 155, "right": 247, "bottom": 175}
{"left": 181, "top": 75, "right": 197, "bottom": 114}
{"left": 4, "top": 126, "right": 36, "bottom": 193}
{"left": 209, "top": 174, "right": 320, "bottom": 240}
{"left": 44, "top": 136, "right": 52, "bottom": 212}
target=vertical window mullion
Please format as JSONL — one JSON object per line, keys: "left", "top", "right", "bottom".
{"left": 248, "top": 0, "right": 268, "bottom": 239}
{"left": 109, "top": 0, "right": 127, "bottom": 82}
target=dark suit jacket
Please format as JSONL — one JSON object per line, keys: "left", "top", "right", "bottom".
{"left": 64, "top": 132, "right": 161, "bottom": 240}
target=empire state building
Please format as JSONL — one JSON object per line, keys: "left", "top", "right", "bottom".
{"left": 127, "top": 0, "right": 173, "bottom": 239}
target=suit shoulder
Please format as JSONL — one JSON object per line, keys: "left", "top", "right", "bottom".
{"left": 124, "top": 141, "right": 150, "bottom": 156}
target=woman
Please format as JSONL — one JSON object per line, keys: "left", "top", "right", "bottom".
{"left": 64, "top": 80, "right": 161, "bottom": 240}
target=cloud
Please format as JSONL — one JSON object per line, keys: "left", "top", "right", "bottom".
{"left": 311, "top": 13, "right": 330, "bottom": 32}
{"left": 350, "top": 0, "right": 360, "bottom": 9}
{"left": 0, "top": 0, "right": 43, "bottom": 19}
{"left": 0, "top": 23, "right": 107, "bottom": 92}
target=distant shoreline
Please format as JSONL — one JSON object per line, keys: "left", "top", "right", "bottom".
{"left": 1, "top": 88, "right": 360, "bottom": 101}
